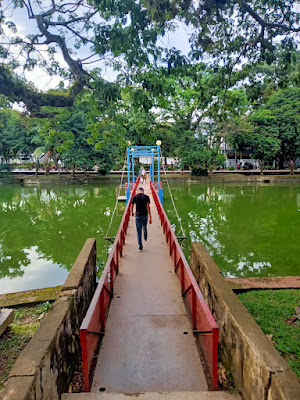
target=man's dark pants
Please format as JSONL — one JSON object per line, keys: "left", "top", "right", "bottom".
{"left": 135, "top": 215, "right": 148, "bottom": 247}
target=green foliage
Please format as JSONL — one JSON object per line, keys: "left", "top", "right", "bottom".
{"left": 250, "top": 109, "right": 281, "bottom": 164}
{"left": 0, "top": 109, "right": 34, "bottom": 162}
{"left": 264, "top": 87, "right": 300, "bottom": 162}
{"left": 238, "top": 290, "right": 300, "bottom": 379}
{"left": 0, "top": 163, "right": 11, "bottom": 175}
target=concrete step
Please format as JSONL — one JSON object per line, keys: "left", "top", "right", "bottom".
{"left": 62, "top": 391, "right": 241, "bottom": 400}
{"left": 0, "top": 308, "right": 14, "bottom": 336}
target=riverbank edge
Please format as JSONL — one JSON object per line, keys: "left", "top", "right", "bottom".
{"left": 1, "top": 276, "right": 299, "bottom": 309}
{"left": 190, "top": 242, "right": 300, "bottom": 400}
{"left": 1, "top": 172, "right": 300, "bottom": 185}
{"left": 0, "top": 286, "right": 62, "bottom": 308}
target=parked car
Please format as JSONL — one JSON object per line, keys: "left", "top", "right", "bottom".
{"left": 237, "top": 160, "right": 254, "bottom": 170}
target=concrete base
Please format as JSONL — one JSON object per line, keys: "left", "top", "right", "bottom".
{"left": 62, "top": 392, "right": 241, "bottom": 400}
{"left": 0, "top": 308, "right": 14, "bottom": 336}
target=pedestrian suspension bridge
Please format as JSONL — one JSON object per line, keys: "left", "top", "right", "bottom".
{"left": 63, "top": 145, "right": 238, "bottom": 400}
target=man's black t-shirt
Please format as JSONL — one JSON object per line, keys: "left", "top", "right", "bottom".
{"left": 131, "top": 193, "right": 150, "bottom": 216}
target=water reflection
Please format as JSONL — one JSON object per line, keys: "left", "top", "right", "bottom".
{"left": 0, "top": 184, "right": 121, "bottom": 294}
{"left": 165, "top": 183, "right": 300, "bottom": 278}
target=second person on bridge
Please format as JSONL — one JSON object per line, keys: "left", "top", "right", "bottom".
{"left": 131, "top": 187, "right": 152, "bottom": 251}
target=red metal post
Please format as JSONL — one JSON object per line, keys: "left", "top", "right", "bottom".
{"left": 212, "top": 327, "right": 219, "bottom": 390}
{"left": 80, "top": 329, "right": 89, "bottom": 392}
{"left": 192, "top": 289, "right": 197, "bottom": 330}
{"left": 100, "top": 291, "right": 105, "bottom": 331}
{"left": 180, "top": 260, "right": 185, "bottom": 291}
{"left": 110, "top": 261, "right": 114, "bottom": 294}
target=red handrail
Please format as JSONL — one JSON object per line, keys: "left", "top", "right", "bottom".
{"left": 80, "top": 177, "right": 140, "bottom": 392}
{"left": 150, "top": 181, "right": 219, "bottom": 390}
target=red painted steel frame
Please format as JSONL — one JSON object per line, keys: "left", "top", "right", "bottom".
{"left": 150, "top": 181, "right": 219, "bottom": 390}
{"left": 80, "top": 177, "right": 140, "bottom": 392}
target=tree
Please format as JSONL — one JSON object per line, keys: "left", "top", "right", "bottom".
{"left": 264, "top": 87, "right": 300, "bottom": 173}
{"left": 146, "top": 0, "right": 300, "bottom": 65}
{"left": 250, "top": 110, "right": 281, "bottom": 174}
{"left": 0, "top": 0, "right": 169, "bottom": 112}
{"left": 0, "top": 109, "right": 34, "bottom": 162}
{"left": 34, "top": 108, "right": 74, "bottom": 173}
{"left": 60, "top": 109, "right": 117, "bottom": 175}
{"left": 219, "top": 116, "right": 255, "bottom": 160}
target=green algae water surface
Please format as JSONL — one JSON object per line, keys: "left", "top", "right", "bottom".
{"left": 0, "top": 183, "right": 123, "bottom": 294}
{"left": 164, "top": 183, "right": 300, "bottom": 278}
{"left": 1, "top": 182, "right": 300, "bottom": 294}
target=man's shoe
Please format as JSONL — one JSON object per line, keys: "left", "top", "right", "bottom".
{"left": 144, "top": 236, "right": 147, "bottom": 241}
{"left": 139, "top": 245, "right": 143, "bottom": 251}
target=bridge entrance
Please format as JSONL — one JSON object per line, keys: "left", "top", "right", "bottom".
{"left": 62, "top": 145, "right": 233, "bottom": 399}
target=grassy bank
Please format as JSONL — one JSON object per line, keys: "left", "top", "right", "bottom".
{"left": 0, "top": 302, "right": 52, "bottom": 391}
{"left": 238, "top": 289, "right": 300, "bottom": 379}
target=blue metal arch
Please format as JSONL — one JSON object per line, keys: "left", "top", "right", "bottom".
{"left": 126, "top": 145, "right": 163, "bottom": 204}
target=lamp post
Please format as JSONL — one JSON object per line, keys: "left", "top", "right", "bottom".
{"left": 156, "top": 140, "right": 163, "bottom": 204}
{"left": 151, "top": 148, "right": 155, "bottom": 182}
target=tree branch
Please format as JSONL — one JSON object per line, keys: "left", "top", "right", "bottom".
{"left": 240, "top": 0, "right": 300, "bottom": 33}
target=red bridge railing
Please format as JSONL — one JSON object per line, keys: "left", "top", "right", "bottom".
{"left": 80, "top": 177, "right": 140, "bottom": 392}
{"left": 150, "top": 181, "right": 219, "bottom": 390}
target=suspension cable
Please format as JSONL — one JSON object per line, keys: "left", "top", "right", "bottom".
{"left": 105, "top": 151, "right": 127, "bottom": 239}
{"left": 160, "top": 150, "right": 185, "bottom": 237}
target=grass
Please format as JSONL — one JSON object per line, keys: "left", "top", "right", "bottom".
{"left": 0, "top": 302, "right": 52, "bottom": 391}
{"left": 238, "top": 289, "right": 300, "bottom": 379}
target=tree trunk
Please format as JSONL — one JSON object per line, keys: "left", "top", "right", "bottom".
{"left": 279, "top": 144, "right": 284, "bottom": 169}
{"left": 290, "top": 159, "right": 295, "bottom": 175}
{"left": 45, "top": 162, "right": 50, "bottom": 175}
{"left": 260, "top": 159, "right": 264, "bottom": 176}
{"left": 52, "top": 152, "right": 59, "bottom": 169}
{"left": 71, "top": 167, "right": 75, "bottom": 178}
{"left": 35, "top": 160, "right": 39, "bottom": 176}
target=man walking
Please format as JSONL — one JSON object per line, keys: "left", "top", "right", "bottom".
{"left": 131, "top": 187, "right": 152, "bottom": 251}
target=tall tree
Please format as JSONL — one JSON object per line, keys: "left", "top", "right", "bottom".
{"left": 250, "top": 109, "right": 281, "bottom": 174}
{"left": 264, "top": 87, "right": 300, "bottom": 172}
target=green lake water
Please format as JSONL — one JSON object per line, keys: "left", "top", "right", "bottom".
{"left": 164, "top": 183, "right": 300, "bottom": 278}
{"left": 0, "top": 184, "right": 123, "bottom": 294}
{"left": 0, "top": 182, "right": 300, "bottom": 294}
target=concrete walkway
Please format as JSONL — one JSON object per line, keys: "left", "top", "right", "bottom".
{"left": 90, "top": 181, "right": 207, "bottom": 394}
{"left": 63, "top": 182, "right": 242, "bottom": 399}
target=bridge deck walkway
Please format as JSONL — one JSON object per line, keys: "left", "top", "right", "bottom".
{"left": 90, "top": 181, "right": 207, "bottom": 394}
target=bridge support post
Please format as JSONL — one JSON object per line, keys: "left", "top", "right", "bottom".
{"left": 131, "top": 148, "right": 135, "bottom": 183}
{"left": 157, "top": 144, "right": 163, "bottom": 204}
{"left": 126, "top": 147, "right": 130, "bottom": 203}
{"left": 151, "top": 149, "right": 154, "bottom": 182}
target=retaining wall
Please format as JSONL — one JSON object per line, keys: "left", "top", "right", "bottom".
{"left": 1, "top": 239, "right": 97, "bottom": 400}
{"left": 190, "top": 242, "right": 300, "bottom": 400}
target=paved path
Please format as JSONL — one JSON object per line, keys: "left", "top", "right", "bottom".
{"left": 90, "top": 182, "right": 207, "bottom": 394}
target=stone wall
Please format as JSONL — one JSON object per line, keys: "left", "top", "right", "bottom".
{"left": 1, "top": 238, "right": 97, "bottom": 400}
{"left": 190, "top": 242, "right": 300, "bottom": 400}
